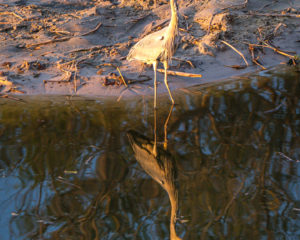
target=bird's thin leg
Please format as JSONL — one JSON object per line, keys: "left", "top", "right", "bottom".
{"left": 153, "top": 61, "right": 158, "bottom": 109}
{"left": 153, "top": 107, "right": 157, "bottom": 157}
{"left": 138, "top": 62, "right": 145, "bottom": 77}
{"left": 164, "top": 61, "right": 174, "bottom": 104}
{"left": 164, "top": 104, "right": 174, "bottom": 150}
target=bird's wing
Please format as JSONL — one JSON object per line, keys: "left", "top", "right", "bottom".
{"left": 127, "top": 28, "right": 167, "bottom": 62}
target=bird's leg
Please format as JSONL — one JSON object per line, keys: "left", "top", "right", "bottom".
{"left": 153, "top": 61, "right": 158, "bottom": 109}
{"left": 164, "top": 61, "right": 174, "bottom": 104}
{"left": 153, "top": 107, "right": 157, "bottom": 157}
{"left": 138, "top": 62, "right": 145, "bottom": 77}
{"left": 164, "top": 104, "right": 174, "bottom": 150}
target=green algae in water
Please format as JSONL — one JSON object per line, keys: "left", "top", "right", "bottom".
{"left": 0, "top": 66, "right": 300, "bottom": 239}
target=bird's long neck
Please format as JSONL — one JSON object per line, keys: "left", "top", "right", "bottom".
{"left": 169, "top": 0, "right": 178, "bottom": 29}
{"left": 168, "top": 186, "right": 182, "bottom": 240}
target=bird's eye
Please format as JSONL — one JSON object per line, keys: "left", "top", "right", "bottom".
{"left": 158, "top": 36, "right": 164, "bottom": 40}
{"left": 161, "top": 180, "right": 165, "bottom": 185}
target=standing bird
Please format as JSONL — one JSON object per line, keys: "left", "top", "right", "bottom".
{"left": 127, "top": 0, "right": 180, "bottom": 108}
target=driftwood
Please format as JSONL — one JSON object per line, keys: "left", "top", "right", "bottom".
{"left": 247, "top": 13, "right": 300, "bottom": 18}
{"left": 81, "top": 22, "right": 102, "bottom": 36}
{"left": 172, "top": 57, "right": 195, "bottom": 68}
{"left": 259, "top": 0, "right": 278, "bottom": 10}
{"left": 157, "top": 69, "right": 202, "bottom": 78}
{"left": 26, "top": 37, "right": 71, "bottom": 48}
{"left": 220, "top": 40, "right": 249, "bottom": 66}
{"left": 0, "top": 11, "right": 24, "bottom": 21}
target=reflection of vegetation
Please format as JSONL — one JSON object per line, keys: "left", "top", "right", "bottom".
{"left": 0, "top": 66, "right": 299, "bottom": 239}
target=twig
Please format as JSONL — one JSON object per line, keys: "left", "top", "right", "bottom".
{"left": 172, "top": 57, "right": 195, "bottom": 68}
{"left": 7, "top": 88, "right": 26, "bottom": 94}
{"left": 126, "top": 75, "right": 151, "bottom": 84}
{"left": 248, "top": 45, "right": 267, "bottom": 70}
{"left": 157, "top": 69, "right": 202, "bottom": 77}
{"left": 245, "top": 12, "right": 300, "bottom": 18}
{"left": 239, "top": 40, "right": 296, "bottom": 59}
{"left": 253, "top": 58, "right": 266, "bottom": 70}
{"left": 57, "top": 176, "right": 81, "bottom": 189}
{"left": 224, "top": 65, "right": 247, "bottom": 69}
{"left": 268, "top": 40, "right": 296, "bottom": 54}
{"left": 259, "top": 0, "right": 278, "bottom": 10}
{"left": 264, "top": 103, "right": 283, "bottom": 113}
{"left": 81, "top": 22, "right": 102, "bottom": 36}
{"left": 220, "top": 40, "right": 249, "bottom": 66}
{"left": 0, "top": 94, "right": 20, "bottom": 101}
{"left": 26, "top": 37, "right": 71, "bottom": 48}
{"left": 0, "top": 11, "right": 24, "bottom": 21}
{"left": 97, "top": 64, "right": 128, "bottom": 87}
{"left": 221, "top": 0, "right": 248, "bottom": 10}
{"left": 276, "top": 152, "right": 300, "bottom": 163}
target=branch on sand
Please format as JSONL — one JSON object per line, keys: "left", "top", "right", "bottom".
{"left": 239, "top": 40, "right": 297, "bottom": 60}
{"left": 222, "top": 0, "right": 248, "bottom": 10}
{"left": 0, "top": 11, "right": 24, "bottom": 21}
{"left": 247, "top": 12, "right": 300, "bottom": 18}
{"left": 248, "top": 45, "right": 267, "bottom": 70}
{"left": 26, "top": 37, "right": 71, "bottom": 48}
{"left": 81, "top": 22, "right": 102, "bottom": 36}
{"left": 157, "top": 69, "right": 202, "bottom": 78}
{"left": 97, "top": 63, "right": 128, "bottom": 87}
{"left": 220, "top": 40, "right": 249, "bottom": 66}
{"left": 172, "top": 57, "right": 195, "bottom": 68}
{"left": 0, "top": 94, "right": 21, "bottom": 101}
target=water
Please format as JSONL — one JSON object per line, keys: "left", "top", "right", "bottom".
{"left": 0, "top": 66, "right": 300, "bottom": 240}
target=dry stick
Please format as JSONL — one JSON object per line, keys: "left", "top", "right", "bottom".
{"left": 97, "top": 63, "right": 128, "bottom": 87}
{"left": 0, "top": 11, "right": 24, "bottom": 21}
{"left": 259, "top": 0, "right": 278, "bottom": 10}
{"left": 220, "top": 40, "right": 249, "bottom": 66}
{"left": 264, "top": 103, "right": 283, "bottom": 113}
{"left": 247, "top": 13, "right": 300, "bottom": 18}
{"left": 126, "top": 75, "right": 151, "bottom": 84}
{"left": 222, "top": 0, "right": 248, "bottom": 10}
{"left": 259, "top": 39, "right": 296, "bottom": 59}
{"left": 157, "top": 69, "right": 202, "bottom": 77}
{"left": 69, "top": 44, "right": 114, "bottom": 53}
{"left": 277, "top": 152, "right": 300, "bottom": 162}
{"left": 238, "top": 40, "right": 296, "bottom": 59}
{"left": 253, "top": 59, "right": 266, "bottom": 70}
{"left": 249, "top": 45, "right": 267, "bottom": 70}
{"left": 0, "top": 94, "right": 20, "bottom": 101}
{"left": 172, "top": 57, "right": 195, "bottom": 68}
{"left": 268, "top": 40, "right": 296, "bottom": 54}
{"left": 81, "top": 22, "right": 102, "bottom": 36}
{"left": 26, "top": 37, "right": 71, "bottom": 48}
{"left": 57, "top": 176, "right": 81, "bottom": 189}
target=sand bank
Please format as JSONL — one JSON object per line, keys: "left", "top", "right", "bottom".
{"left": 0, "top": 0, "right": 299, "bottom": 99}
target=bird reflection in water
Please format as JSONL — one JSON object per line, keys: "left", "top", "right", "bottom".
{"left": 127, "top": 106, "right": 182, "bottom": 240}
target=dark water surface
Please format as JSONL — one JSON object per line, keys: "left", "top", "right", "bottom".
{"left": 1, "top": 66, "right": 300, "bottom": 240}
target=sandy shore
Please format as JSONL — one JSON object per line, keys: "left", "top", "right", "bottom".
{"left": 0, "top": 0, "right": 299, "bottom": 99}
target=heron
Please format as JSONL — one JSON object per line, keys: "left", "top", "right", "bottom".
{"left": 127, "top": 106, "right": 182, "bottom": 240}
{"left": 127, "top": 0, "right": 180, "bottom": 108}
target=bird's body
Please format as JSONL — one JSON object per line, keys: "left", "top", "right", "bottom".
{"left": 127, "top": 0, "right": 180, "bottom": 108}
